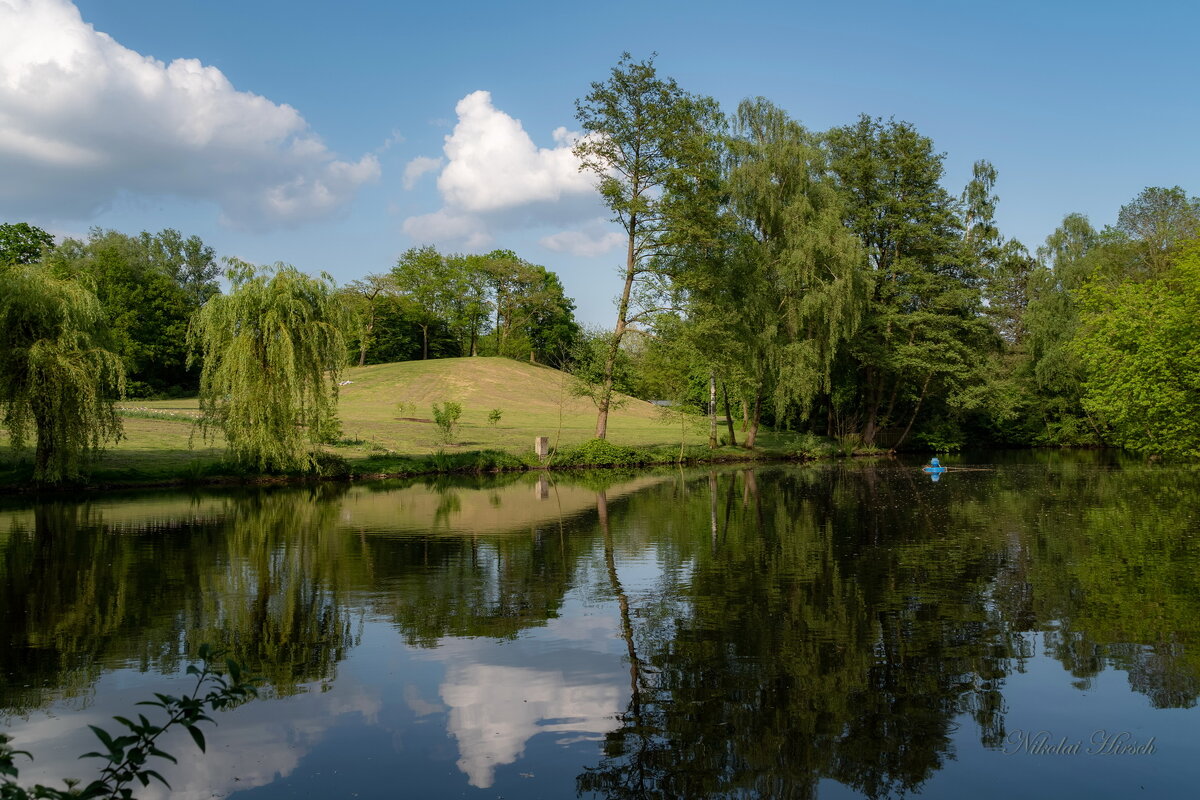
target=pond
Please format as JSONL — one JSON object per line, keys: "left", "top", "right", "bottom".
{"left": 1, "top": 452, "right": 1198, "bottom": 799}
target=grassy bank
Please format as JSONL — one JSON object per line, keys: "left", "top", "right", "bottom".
{"left": 0, "top": 357, "right": 852, "bottom": 490}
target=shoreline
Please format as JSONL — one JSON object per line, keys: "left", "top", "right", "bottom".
{"left": 0, "top": 445, "right": 885, "bottom": 498}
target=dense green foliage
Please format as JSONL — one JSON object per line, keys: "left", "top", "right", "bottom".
{"left": 188, "top": 261, "right": 349, "bottom": 472}
{"left": 342, "top": 247, "right": 580, "bottom": 366}
{"left": 0, "top": 264, "right": 126, "bottom": 484}
{"left": 1072, "top": 246, "right": 1200, "bottom": 456}
{"left": 42, "top": 228, "right": 219, "bottom": 397}
{"left": 0, "top": 223, "right": 54, "bottom": 267}
{"left": 563, "top": 55, "right": 1199, "bottom": 458}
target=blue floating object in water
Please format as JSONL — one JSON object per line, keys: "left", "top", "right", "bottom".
{"left": 922, "top": 466, "right": 947, "bottom": 473}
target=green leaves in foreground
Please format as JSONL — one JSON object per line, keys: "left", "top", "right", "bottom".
{"left": 0, "top": 645, "right": 257, "bottom": 800}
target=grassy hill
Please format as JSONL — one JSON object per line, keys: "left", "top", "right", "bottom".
{"left": 3, "top": 357, "right": 728, "bottom": 483}
{"left": 332, "top": 356, "right": 695, "bottom": 455}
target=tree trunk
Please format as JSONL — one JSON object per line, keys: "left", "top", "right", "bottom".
{"left": 494, "top": 304, "right": 502, "bottom": 355}
{"left": 595, "top": 214, "right": 637, "bottom": 440}
{"left": 708, "top": 371, "right": 717, "bottom": 449}
{"left": 744, "top": 387, "right": 763, "bottom": 448}
{"left": 358, "top": 311, "right": 374, "bottom": 367}
{"left": 34, "top": 414, "right": 53, "bottom": 482}
{"left": 891, "top": 372, "right": 933, "bottom": 452}
{"left": 708, "top": 471, "right": 718, "bottom": 548}
{"left": 862, "top": 366, "right": 883, "bottom": 446}
{"left": 722, "top": 383, "right": 737, "bottom": 447}
{"left": 420, "top": 324, "right": 429, "bottom": 360}
{"left": 598, "top": 490, "right": 642, "bottom": 726}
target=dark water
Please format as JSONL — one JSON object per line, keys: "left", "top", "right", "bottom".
{"left": 2, "top": 452, "right": 1198, "bottom": 799}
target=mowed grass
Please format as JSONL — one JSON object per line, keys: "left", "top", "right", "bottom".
{"left": 5, "top": 357, "right": 793, "bottom": 484}
{"left": 331, "top": 357, "right": 707, "bottom": 457}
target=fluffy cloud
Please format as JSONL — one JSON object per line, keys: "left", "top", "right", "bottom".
{"left": 0, "top": 0, "right": 379, "bottom": 229}
{"left": 402, "top": 90, "right": 603, "bottom": 248}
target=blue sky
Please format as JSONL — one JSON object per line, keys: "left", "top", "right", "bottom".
{"left": 2, "top": 0, "right": 1197, "bottom": 325}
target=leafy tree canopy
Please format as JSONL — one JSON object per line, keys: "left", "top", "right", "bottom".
{"left": 0, "top": 264, "right": 125, "bottom": 484}
{"left": 0, "top": 222, "right": 54, "bottom": 267}
{"left": 188, "top": 261, "right": 349, "bottom": 473}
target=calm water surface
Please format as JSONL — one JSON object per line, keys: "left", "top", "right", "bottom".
{"left": 1, "top": 452, "right": 1198, "bottom": 798}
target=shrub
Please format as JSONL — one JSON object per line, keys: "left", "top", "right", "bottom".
{"left": 555, "top": 438, "right": 651, "bottom": 467}
{"left": 431, "top": 402, "right": 463, "bottom": 444}
{"left": 487, "top": 408, "right": 502, "bottom": 427}
{"left": 310, "top": 450, "right": 351, "bottom": 477}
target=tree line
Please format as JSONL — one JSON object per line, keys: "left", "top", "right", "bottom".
{"left": 0, "top": 224, "right": 584, "bottom": 483}
{"left": 571, "top": 53, "right": 1200, "bottom": 457}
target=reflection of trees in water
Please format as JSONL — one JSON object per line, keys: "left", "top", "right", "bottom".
{"left": 365, "top": 517, "right": 583, "bottom": 647}
{"left": 579, "top": 462, "right": 1200, "bottom": 799}
{"left": 0, "top": 501, "right": 221, "bottom": 714}
{"left": 987, "top": 465, "right": 1200, "bottom": 710}
{"left": 2, "top": 458, "right": 1197, "bottom": 792}
{"left": 0, "top": 485, "right": 366, "bottom": 709}
{"left": 188, "top": 484, "right": 363, "bottom": 696}
{"left": 1, "top": 476, "right": 599, "bottom": 714}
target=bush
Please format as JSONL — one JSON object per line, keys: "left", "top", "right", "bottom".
{"left": 487, "top": 408, "right": 502, "bottom": 427}
{"left": 431, "top": 402, "right": 463, "bottom": 444}
{"left": 555, "top": 438, "right": 651, "bottom": 467}
{"left": 309, "top": 450, "right": 351, "bottom": 477}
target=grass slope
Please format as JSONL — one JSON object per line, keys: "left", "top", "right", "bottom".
{"left": 3, "top": 357, "right": 749, "bottom": 484}
{"left": 335, "top": 357, "right": 698, "bottom": 456}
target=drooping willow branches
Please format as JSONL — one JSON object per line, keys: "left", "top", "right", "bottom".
{"left": 0, "top": 264, "right": 126, "bottom": 484}
{"left": 188, "top": 260, "right": 349, "bottom": 472}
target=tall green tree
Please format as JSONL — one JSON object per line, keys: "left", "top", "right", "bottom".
{"left": 136, "top": 227, "right": 220, "bottom": 305}
{"left": 574, "top": 53, "right": 723, "bottom": 439}
{"left": 448, "top": 253, "right": 493, "bottom": 357}
{"left": 710, "top": 98, "right": 869, "bottom": 446}
{"left": 0, "top": 222, "right": 54, "bottom": 267}
{"left": 0, "top": 265, "right": 125, "bottom": 483}
{"left": 1022, "top": 213, "right": 1102, "bottom": 444}
{"left": 826, "top": 115, "right": 992, "bottom": 448}
{"left": 340, "top": 273, "right": 400, "bottom": 366}
{"left": 188, "top": 261, "right": 349, "bottom": 472}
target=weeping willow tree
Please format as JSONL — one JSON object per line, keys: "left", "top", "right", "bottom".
{"left": 188, "top": 260, "right": 349, "bottom": 472}
{"left": 717, "top": 98, "right": 869, "bottom": 444}
{"left": 0, "top": 264, "right": 126, "bottom": 484}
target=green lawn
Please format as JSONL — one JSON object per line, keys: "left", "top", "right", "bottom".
{"left": 0, "top": 357, "right": 821, "bottom": 485}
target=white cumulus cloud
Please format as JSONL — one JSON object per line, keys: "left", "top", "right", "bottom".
{"left": 0, "top": 0, "right": 379, "bottom": 230}
{"left": 402, "top": 90, "right": 604, "bottom": 248}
